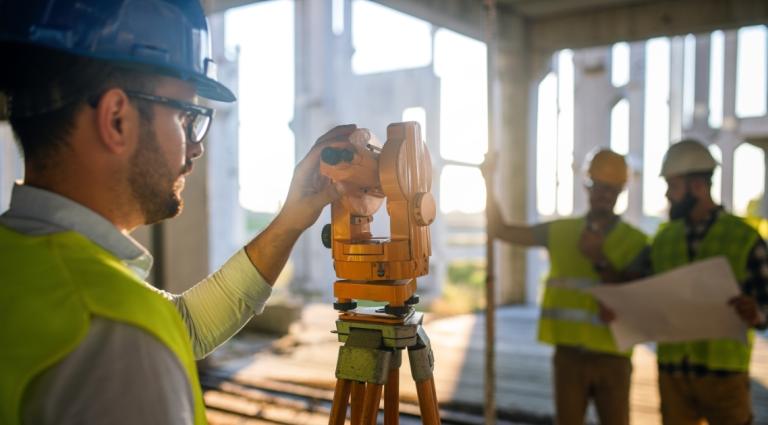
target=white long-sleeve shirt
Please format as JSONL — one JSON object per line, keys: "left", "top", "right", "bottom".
{"left": 0, "top": 184, "right": 272, "bottom": 424}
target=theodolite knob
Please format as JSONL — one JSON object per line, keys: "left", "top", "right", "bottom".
{"left": 413, "top": 192, "right": 436, "bottom": 226}
{"left": 321, "top": 223, "right": 332, "bottom": 248}
{"left": 321, "top": 147, "right": 354, "bottom": 165}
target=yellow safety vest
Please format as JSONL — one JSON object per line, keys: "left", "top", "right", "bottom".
{"left": 0, "top": 225, "right": 208, "bottom": 424}
{"left": 539, "top": 217, "right": 648, "bottom": 355}
{"left": 651, "top": 213, "right": 757, "bottom": 372}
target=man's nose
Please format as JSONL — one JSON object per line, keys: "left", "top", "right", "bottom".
{"left": 187, "top": 140, "right": 204, "bottom": 160}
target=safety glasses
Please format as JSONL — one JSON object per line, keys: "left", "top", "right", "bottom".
{"left": 123, "top": 90, "right": 214, "bottom": 144}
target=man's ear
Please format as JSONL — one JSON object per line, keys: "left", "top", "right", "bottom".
{"left": 95, "top": 88, "right": 135, "bottom": 154}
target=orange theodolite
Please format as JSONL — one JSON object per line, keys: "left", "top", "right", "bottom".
{"left": 320, "top": 121, "right": 436, "bottom": 316}
{"left": 321, "top": 122, "right": 442, "bottom": 425}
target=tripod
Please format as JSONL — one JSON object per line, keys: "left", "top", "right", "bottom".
{"left": 328, "top": 308, "right": 441, "bottom": 425}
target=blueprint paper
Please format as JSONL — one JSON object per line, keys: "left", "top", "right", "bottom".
{"left": 587, "top": 257, "right": 748, "bottom": 351}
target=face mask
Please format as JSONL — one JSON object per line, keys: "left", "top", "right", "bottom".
{"left": 669, "top": 188, "right": 697, "bottom": 220}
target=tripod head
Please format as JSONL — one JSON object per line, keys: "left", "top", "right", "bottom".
{"left": 320, "top": 121, "right": 435, "bottom": 286}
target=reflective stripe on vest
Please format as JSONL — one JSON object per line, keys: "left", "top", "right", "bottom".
{"left": 546, "top": 277, "right": 598, "bottom": 290}
{"left": 651, "top": 213, "right": 757, "bottom": 372}
{"left": 539, "top": 217, "right": 647, "bottom": 356}
{"left": 0, "top": 226, "right": 208, "bottom": 425}
{"left": 540, "top": 307, "right": 604, "bottom": 326}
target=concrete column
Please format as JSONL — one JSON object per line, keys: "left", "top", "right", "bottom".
{"left": 572, "top": 48, "right": 612, "bottom": 213}
{"left": 691, "top": 35, "right": 711, "bottom": 135}
{"left": 207, "top": 13, "right": 245, "bottom": 272}
{"left": 627, "top": 42, "right": 646, "bottom": 225}
{"left": 718, "top": 30, "right": 739, "bottom": 211}
{"left": 495, "top": 12, "right": 531, "bottom": 304}
{"left": 669, "top": 36, "right": 685, "bottom": 142}
{"left": 291, "top": 0, "right": 340, "bottom": 300}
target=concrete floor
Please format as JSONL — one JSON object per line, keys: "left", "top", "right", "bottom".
{"left": 204, "top": 304, "right": 768, "bottom": 424}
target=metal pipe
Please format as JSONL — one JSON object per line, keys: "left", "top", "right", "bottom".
{"left": 483, "top": 0, "right": 498, "bottom": 424}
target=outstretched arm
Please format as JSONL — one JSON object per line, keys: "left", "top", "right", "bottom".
{"left": 482, "top": 152, "right": 541, "bottom": 248}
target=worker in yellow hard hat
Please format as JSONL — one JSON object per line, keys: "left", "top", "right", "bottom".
{"left": 644, "top": 138, "right": 768, "bottom": 425}
{"left": 483, "top": 148, "right": 648, "bottom": 425}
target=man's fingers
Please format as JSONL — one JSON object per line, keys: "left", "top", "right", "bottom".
{"left": 298, "top": 124, "right": 359, "bottom": 173}
{"left": 315, "top": 124, "right": 357, "bottom": 145}
{"left": 729, "top": 295, "right": 755, "bottom": 308}
{"left": 320, "top": 183, "right": 340, "bottom": 204}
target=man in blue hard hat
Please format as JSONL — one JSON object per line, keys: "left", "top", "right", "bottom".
{"left": 0, "top": 1, "right": 353, "bottom": 424}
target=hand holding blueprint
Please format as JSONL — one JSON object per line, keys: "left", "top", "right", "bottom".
{"left": 587, "top": 257, "right": 747, "bottom": 351}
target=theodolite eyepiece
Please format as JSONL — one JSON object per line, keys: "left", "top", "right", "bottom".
{"left": 321, "top": 147, "right": 355, "bottom": 165}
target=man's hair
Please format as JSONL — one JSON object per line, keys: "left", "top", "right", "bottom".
{"left": 0, "top": 44, "right": 158, "bottom": 167}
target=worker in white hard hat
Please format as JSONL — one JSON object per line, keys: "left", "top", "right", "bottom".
{"left": 483, "top": 149, "right": 648, "bottom": 425}
{"left": 648, "top": 138, "right": 768, "bottom": 425}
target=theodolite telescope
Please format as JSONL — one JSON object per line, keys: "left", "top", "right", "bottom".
{"left": 320, "top": 121, "right": 436, "bottom": 316}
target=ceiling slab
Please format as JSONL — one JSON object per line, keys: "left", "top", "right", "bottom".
{"left": 500, "top": 0, "right": 653, "bottom": 17}
{"left": 529, "top": 0, "right": 768, "bottom": 53}
{"left": 205, "top": 0, "right": 768, "bottom": 52}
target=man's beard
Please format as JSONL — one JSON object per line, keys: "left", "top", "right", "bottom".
{"left": 669, "top": 190, "right": 697, "bottom": 220}
{"left": 129, "top": 125, "right": 189, "bottom": 225}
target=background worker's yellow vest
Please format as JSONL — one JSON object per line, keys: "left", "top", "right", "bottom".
{"left": 539, "top": 217, "right": 647, "bottom": 356}
{"left": 0, "top": 226, "right": 208, "bottom": 425}
{"left": 651, "top": 213, "right": 757, "bottom": 372}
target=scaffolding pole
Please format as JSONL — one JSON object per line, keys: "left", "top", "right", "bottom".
{"left": 484, "top": 0, "right": 498, "bottom": 424}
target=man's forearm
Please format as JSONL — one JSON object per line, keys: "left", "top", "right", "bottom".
{"left": 495, "top": 224, "right": 540, "bottom": 247}
{"left": 244, "top": 213, "right": 304, "bottom": 286}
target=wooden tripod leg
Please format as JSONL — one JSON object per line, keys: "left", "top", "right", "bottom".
{"left": 350, "top": 381, "right": 366, "bottom": 424}
{"left": 329, "top": 379, "right": 352, "bottom": 425}
{"left": 415, "top": 378, "right": 441, "bottom": 425}
{"left": 361, "top": 383, "right": 384, "bottom": 425}
{"left": 384, "top": 366, "right": 399, "bottom": 425}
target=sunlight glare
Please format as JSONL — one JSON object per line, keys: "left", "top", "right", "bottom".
{"left": 351, "top": 0, "right": 432, "bottom": 74}
{"left": 440, "top": 165, "right": 486, "bottom": 214}
{"left": 736, "top": 26, "right": 767, "bottom": 118}
{"left": 226, "top": 1, "right": 295, "bottom": 213}
{"left": 643, "top": 37, "right": 670, "bottom": 217}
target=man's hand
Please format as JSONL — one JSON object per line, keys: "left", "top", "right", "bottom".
{"left": 480, "top": 152, "right": 497, "bottom": 182}
{"left": 729, "top": 294, "right": 766, "bottom": 327}
{"left": 483, "top": 152, "right": 501, "bottom": 238}
{"left": 579, "top": 226, "right": 606, "bottom": 265}
{"left": 274, "top": 124, "right": 356, "bottom": 232}
{"left": 598, "top": 302, "right": 616, "bottom": 323}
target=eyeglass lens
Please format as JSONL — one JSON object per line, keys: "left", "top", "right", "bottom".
{"left": 189, "top": 114, "right": 211, "bottom": 143}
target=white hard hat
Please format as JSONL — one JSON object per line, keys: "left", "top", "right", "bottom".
{"left": 660, "top": 139, "right": 718, "bottom": 178}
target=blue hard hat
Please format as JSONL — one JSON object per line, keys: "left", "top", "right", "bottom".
{"left": 0, "top": 0, "right": 236, "bottom": 102}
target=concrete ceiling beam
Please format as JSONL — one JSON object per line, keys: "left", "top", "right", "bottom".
{"left": 529, "top": 0, "right": 768, "bottom": 54}
{"left": 373, "top": 0, "right": 486, "bottom": 40}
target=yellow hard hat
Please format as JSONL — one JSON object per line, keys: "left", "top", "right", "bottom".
{"left": 585, "top": 149, "right": 628, "bottom": 187}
